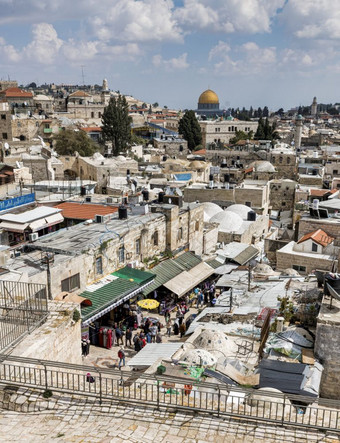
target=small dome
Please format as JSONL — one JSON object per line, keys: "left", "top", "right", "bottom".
{"left": 203, "top": 202, "right": 223, "bottom": 223}
{"left": 189, "top": 160, "right": 205, "bottom": 168}
{"left": 116, "top": 155, "right": 126, "bottom": 161}
{"left": 210, "top": 211, "right": 243, "bottom": 232}
{"left": 193, "top": 330, "right": 238, "bottom": 355}
{"left": 226, "top": 115, "right": 234, "bottom": 121}
{"left": 247, "top": 388, "right": 290, "bottom": 408}
{"left": 249, "top": 161, "right": 276, "bottom": 173}
{"left": 198, "top": 89, "right": 219, "bottom": 105}
{"left": 180, "top": 349, "right": 217, "bottom": 367}
{"left": 253, "top": 263, "right": 273, "bottom": 275}
{"left": 225, "top": 204, "right": 253, "bottom": 221}
{"left": 281, "top": 268, "right": 300, "bottom": 276}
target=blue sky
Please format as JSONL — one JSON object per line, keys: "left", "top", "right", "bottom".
{"left": 0, "top": 0, "right": 339, "bottom": 111}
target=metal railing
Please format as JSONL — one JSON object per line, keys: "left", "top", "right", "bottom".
{"left": 0, "top": 281, "right": 48, "bottom": 352}
{"left": 0, "top": 354, "right": 339, "bottom": 433}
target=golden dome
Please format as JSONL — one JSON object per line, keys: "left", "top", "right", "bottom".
{"left": 198, "top": 89, "right": 219, "bottom": 104}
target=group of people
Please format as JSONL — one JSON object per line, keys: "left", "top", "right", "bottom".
{"left": 194, "top": 282, "right": 216, "bottom": 308}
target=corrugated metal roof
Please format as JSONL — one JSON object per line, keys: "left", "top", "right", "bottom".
{"left": 112, "top": 266, "right": 155, "bottom": 285}
{"left": 127, "top": 343, "right": 182, "bottom": 367}
{"left": 206, "top": 258, "right": 225, "bottom": 269}
{"left": 163, "top": 262, "right": 214, "bottom": 297}
{"left": 0, "top": 206, "right": 62, "bottom": 223}
{"left": 143, "top": 252, "right": 202, "bottom": 295}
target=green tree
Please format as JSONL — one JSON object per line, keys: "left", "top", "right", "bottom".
{"left": 230, "top": 130, "right": 253, "bottom": 145}
{"left": 101, "top": 95, "right": 132, "bottom": 156}
{"left": 254, "top": 117, "right": 278, "bottom": 141}
{"left": 152, "top": 102, "right": 159, "bottom": 107}
{"left": 53, "top": 129, "right": 100, "bottom": 156}
{"left": 178, "top": 110, "right": 202, "bottom": 150}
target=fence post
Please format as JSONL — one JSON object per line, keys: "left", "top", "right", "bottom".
{"left": 43, "top": 363, "right": 48, "bottom": 391}
{"left": 282, "top": 394, "right": 286, "bottom": 425}
{"left": 157, "top": 379, "right": 160, "bottom": 410}
{"left": 99, "top": 372, "right": 102, "bottom": 405}
{"left": 217, "top": 387, "right": 221, "bottom": 418}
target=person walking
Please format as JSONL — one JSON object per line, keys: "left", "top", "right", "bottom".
{"left": 156, "top": 332, "right": 162, "bottom": 343}
{"left": 179, "top": 322, "right": 186, "bottom": 338}
{"left": 115, "top": 324, "right": 124, "bottom": 346}
{"left": 150, "top": 324, "right": 157, "bottom": 343}
{"left": 125, "top": 328, "right": 132, "bottom": 347}
{"left": 166, "top": 319, "right": 172, "bottom": 337}
{"left": 118, "top": 347, "right": 125, "bottom": 369}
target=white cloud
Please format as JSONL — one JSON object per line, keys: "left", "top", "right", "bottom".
{"left": 281, "top": 0, "right": 340, "bottom": 39}
{"left": 176, "top": 0, "right": 285, "bottom": 34}
{"left": 152, "top": 53, "right": 189, "bottom": 70}
{"left": 91, "top": 0, "right": 183, "bottom": 43}
{"left": 209, "top": 40, "right": 276, "bottom": 74}
{"left": 24, "top": 23, "right": 63, "bottom": 64}
{"left": 0, "top": 37, "right": 20, "bottom": 62}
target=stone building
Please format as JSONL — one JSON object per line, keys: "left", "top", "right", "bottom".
{"left": 199, "top": 118, "right": 258, "bottom": 147}
{"left": 269, "top": 179, "right": 296, "bottom": 212}
{"left": 0, "top": 87, "right": 34, "bottom": 115}
{"left": 0, "top": 102, "right": 12, "bottom": 143}
{"left": 153, "top": 136, "right": 188, "bottom": 157}
{"left": 269, "top": 148, "right": 297, "bottom": 180}
{"left": 276, "top": 229, "right": 338, "bottom": 275}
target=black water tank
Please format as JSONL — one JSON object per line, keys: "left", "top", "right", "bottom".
{"left": 231, "top": 160, "right": 235, "bottom": 165}
{"left": 123, "top": 197, "right": 128, "bottom": 205}
{"left": 118, "top": 206, "right": 128, "bottom": 220}
{"left": 224, "top": 174, "right": 230, "bottom": 182}
{"left": 80, "top": 186, "right": 86, "bottom": 196}
{"left": 209, "top": 174, "right": 214, "bottom": 181}
{"left": 247, "top": 211, "right": 256, "bottom": 221}
{"left": 158, "top": 191, "right": 165, "bottom": 203}
{"left": 126, "top": 169, "right": 130, "bottom": 176}
{"left": 142, "top": 190, "right": 149, "bottom": 201}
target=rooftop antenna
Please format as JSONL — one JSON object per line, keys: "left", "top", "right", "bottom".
{"left": 81, "top": 65, "right": 86, "bottom": 85}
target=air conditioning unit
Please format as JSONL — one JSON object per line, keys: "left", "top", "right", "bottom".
{"left": 106, "top": 197, "right": 113, "bottom": 204}
{"left": 29, "top": 233, "right": 39, "bottom": 242}
{"left": 85, "top": 196, "right": 92, "bottom": 202}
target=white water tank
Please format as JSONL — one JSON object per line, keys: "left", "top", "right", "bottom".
{"left": 313, "top": 199, "right": 319, "bottom": 210}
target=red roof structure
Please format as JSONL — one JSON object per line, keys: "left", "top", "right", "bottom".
{"left": 55, "top": 202, "right": 118, "bottom": 220}
{"left": 297, "top": 229, "right": 334, "bottom": 247}
{"left": 0, "top": 87, "right": 33, "bottom": 98}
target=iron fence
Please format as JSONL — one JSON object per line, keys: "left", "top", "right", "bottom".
{"left": 0, "top": 281, "right": 48, "bottom": 352}
{"left": 0, "top": 354, "right": 339, "bottom": 433}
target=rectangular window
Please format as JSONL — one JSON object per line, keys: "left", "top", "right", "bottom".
{"left": 312, "top": 242, "right": 318, "bottom": 252}
{"left": 292, "top": 265, "right": 306, "bottom": 273}
{"left": 245, "top": 201, "right": 252, "bottom": 207}
{"left": 135, "top": 238, "right": 140, "bottom": 255}
{"left": 1, "top": 114, "right": 6, "bottom": 120}
{"left": 334, "top": 170, "right": 338, "bottom": 175}
{"left": 118, "top": 246, "right": 125, "bottom": 263}
{"left": 96, "top": 256, "right": 103, "bottom": 274}
{"left": 91, "top": 112, "right": 94, "bottom": 118}
{"left": 2, "top": 133, "right": 7, "bottom": 139}
{"left": 61, "top": 273, "right": 80, "bottom": 292}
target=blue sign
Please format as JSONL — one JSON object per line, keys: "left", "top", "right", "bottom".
{"left": 0, "top": 193, "right": 35, "bottom": 212}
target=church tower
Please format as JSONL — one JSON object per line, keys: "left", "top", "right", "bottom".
{"left": 311, "top": 97, "right": 317, "bottom": 116}
{"left": 101, "top": 79, "right": 110, "bottom": 106}
{"left": 294, "top": 114, "right": 303, "bottom": 150}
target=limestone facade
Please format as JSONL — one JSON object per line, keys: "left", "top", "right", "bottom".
{"left": 153, "top": 137, "right": 189, "bottom": 157}
{"left": 199, "top": 120, "right": 258, "bottom": 147}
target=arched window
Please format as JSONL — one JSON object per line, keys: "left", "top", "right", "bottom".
{"left": 195, "top": 221, "right": 199, "bottom": 231}
{"left": 287, "top": 157, "right": 291, "bottom": 164}
{"left": 279, "top": 156, "right": 283, "bottom": 164}
{"left": 153, "top": 231, "right": 159, "bottom": 246}
{"left": 178, "top": 227, "right": 183, "bottom": 241}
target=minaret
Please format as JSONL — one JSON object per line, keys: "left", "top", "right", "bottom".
{"left": 101, "top": 78, "right": 110, "bottom": 106}
{"left": 294, "top": 114, "right": 303, "bottom": 150}
{"left": 311, "top": 97, "right": 317, "bottom": 116}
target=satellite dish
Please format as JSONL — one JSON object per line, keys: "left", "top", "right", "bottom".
{"left": 4, "top": 143, "right": 9, "bottom": 149}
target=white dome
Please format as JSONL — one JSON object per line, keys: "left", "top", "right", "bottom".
{"left": 193, "top": 330, "right": 238, "bottom": 355}
{"left": 210, "top": 211, "right": 243, "bottom": 232}
{"left": 180, "top": 349, "right": 217, "bottom": 367}
{"left": 281, "top": 268, "right": 300, "bottom": 276}
{"left": 116, "top": 155, "right": 126, "bottom": 161}
{"left": 249, "top": 161, "right": 276, "bottom": 173}
{"left": 225, "top": 204, "right": 253, "bottom": 221}
{"left": 203, "top": 202, "right": 223, "bottom": 223}
{"left": 253, "top": 263, "right": 274, "bottom": 275}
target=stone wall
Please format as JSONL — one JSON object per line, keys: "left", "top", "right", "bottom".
{"left": 264, "top": 238, "right": 290, "bottom": 266}
{"left": 298, "top": 218, "right": 340, "bottom": 241}
{"left": 315, "top": 297, "right": 340, "bottom": 399}
{"left": 276, "top": 247, "right": 336, "bottom": 275}
{"left": 12, "top": 301, "right": 82, "bottom": 364}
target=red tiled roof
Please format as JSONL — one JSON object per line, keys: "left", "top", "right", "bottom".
{"left": 193, "top": 149, "right": 206, "bottom": 155}
{"left": 244, "top": 167, "right": 253, "bottom": 174}
{"left": 81, "top": 127, "right": 102, "bottom": 132}
{"left": 55, "top": 202, "right": 118, "bottom": 220}
{"left": 310, "top": 189, "right": 337, "bottom": 197}
{"left": 297, "top": 229, "right": 334, "bottom": 247}
{"left": 0, "top": 87, "right": 33, "bottom": 98}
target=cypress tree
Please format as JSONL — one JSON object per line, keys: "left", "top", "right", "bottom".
{"left": 178, "top": 110, "right": 202, "bottom": 150}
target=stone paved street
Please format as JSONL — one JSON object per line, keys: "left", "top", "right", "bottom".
{"left": 0, "top": 401, "right": 339, "bottom": 443}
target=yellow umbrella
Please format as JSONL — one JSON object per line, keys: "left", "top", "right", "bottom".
{"left": 137, "top": 299, "right": 160, "bottom": 310}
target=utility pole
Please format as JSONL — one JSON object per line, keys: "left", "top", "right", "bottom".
{"left": 44, "top": 253, "right": 54, "bottom": 300}
{"left": 248, "top": 263, "right": 251, "bottom": 292}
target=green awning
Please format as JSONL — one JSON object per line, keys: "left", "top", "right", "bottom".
{"left": 143, "top": 251, "right": 202, "bottom": 296}
{"left": 112, "top": 266, "right": 155, "bottom": 285}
